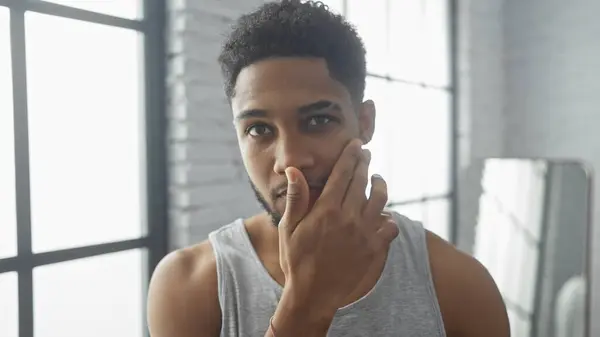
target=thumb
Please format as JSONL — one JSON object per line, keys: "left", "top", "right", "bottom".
{"left": 279, "top": 167, "right": 309, "bottom": 234}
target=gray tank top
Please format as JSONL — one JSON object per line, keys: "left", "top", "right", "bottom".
{"left": 208, "top": 212, "right": 447, "bottom": 337}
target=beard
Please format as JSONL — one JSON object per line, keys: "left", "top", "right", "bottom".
{"left": 249, "top": 179, "right": 283, "bottom": 227}
{"left": 248, "top": 174, "right": 329, "bottom": 227}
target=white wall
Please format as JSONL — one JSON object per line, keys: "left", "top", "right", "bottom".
{"left": 455, "top": 0, "right": 506, "bottom": 252}
{"left": 166, "top": 0, "right": 265, "bottom": 249}
{"left": 458, "top": 0, "right": 600, "bottom": 334}
{"left": 503, "top": 0, "right": 600, "bottom": 334}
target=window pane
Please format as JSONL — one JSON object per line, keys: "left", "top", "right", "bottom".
{"left": 40, "top": 0, "right": 142, "bottom": 20}
{"left": 386, "top": 84, "right": 450, "bottom": 202}
{"left": 365, "top": 79, "right": 450, "bottom": 203}
{"left": 26, "top": 13, "right": 146, "bottom": 253}
{"left": 346, "top": 0, "right": 389, "bottom": 75}
{"left": 420, "top": 88, "right": 451, "bottom": 197}
{"left": 423, "top": 198, "right": 449, "bottom": 241}
{"left": 364, "top": 76, "right": 393, "bottom": 189}
{"left": 422, "top": 0, "right": 450, "bottom": 86}
{"left": 389, "top": 0, "right": 450, "bottom": 86}
{"left": 388, "top": 203, "right": 424, "bottom": 223}
{"left": 386, "top": 83, "right": 425, "bottom": 202}
{"left": 388, "top": 0, "right": 424, "bottom": 82}
{"left": 0, "top": 8, "right": 17, "bottom": 259}
{"left": 0, "top": 272, "right": 19, "bottom": 337}
{"left": 33, "top": 249, "right": 145, "bottom": 337}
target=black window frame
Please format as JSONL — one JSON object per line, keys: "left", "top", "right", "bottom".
{"left": 340, "top": 0, "right": 460, "bottom": 243}
{"left": 0, "top": 1, "right": 169, "bottom": 337}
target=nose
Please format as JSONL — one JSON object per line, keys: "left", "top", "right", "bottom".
{"left": 273, "top": 134, "right": 315, "bottom": 175}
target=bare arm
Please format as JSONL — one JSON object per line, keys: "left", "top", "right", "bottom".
{"left": 452, "top": 254, "right": 510, "bottom": 337}
{"left": 427, "top": 232, "right": 511, "bottom": 337}
{"left": 147, "top": 242, "right": 221, "bottom": 337}
{"left": 147, "top": 241, "right": 334, "bottom": 337}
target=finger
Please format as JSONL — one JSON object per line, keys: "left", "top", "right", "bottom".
{"left": 380, "top": 211, "right": 393, "bottom": 222}
{"left": 341, "top": 149, "right": 371, "bottom": 210}
{"left": 363, "top": 174, "right": 388, "bottom": 219}
{"left": 319, "top": 139, "right": 363, "bottom": 204}
{"left": 279, "top": 167, "right": 310, "bottom": 235}
{"left": 375, "top": 218, "right": 400, "bottom": 244}
{"left": 381, "top": 210, "right": 393, "bottom": 218}
{"left": 362, "top": 211, "right": 394, "bottom": 235}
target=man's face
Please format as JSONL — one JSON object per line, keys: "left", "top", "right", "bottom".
{"left": 231, "top": 57, "right": 375, "bottom": 226}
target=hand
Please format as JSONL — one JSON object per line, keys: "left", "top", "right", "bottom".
{"left": 277, "top": 139, "right": 400, "bottom": 315}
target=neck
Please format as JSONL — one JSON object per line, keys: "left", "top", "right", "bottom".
{"left": 244, "top": 212, "right": 286, "bottom": 286}
{"left": 245, "top": 212, "right": 281, "bottom": 251}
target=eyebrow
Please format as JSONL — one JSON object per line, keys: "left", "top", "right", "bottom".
{"left": 234, "top": 100, "right": 341, "bottom": 122}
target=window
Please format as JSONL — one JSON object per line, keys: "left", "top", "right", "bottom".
{"left": 0, "top": 2, "right": 168, "bottom": 337}
{"left": 25, "top": 12, "right": 145, "bottom": 253}
{"left": 0, "top": 272, "right": 19, "bottom": 337}
{"left": 0, "top": 7, "right": 17, "bottom": 260}
{"left": 40, "top": 0, "right": 142, "bottom": 20}
{"left": 323, "top": 0, "right": 454, "bottom": 240}
{"left": 33, "top": 250, "right": 145, "bottom": 337}
{"left": 473, "top": 159, "right": 548, "bottom": 337}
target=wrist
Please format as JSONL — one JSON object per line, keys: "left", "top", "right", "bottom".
{"left": 272, "top": 283, "right": 336, "bottom": 336}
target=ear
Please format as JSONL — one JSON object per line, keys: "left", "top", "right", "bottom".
{"left": 357, "top": 99, "right": 376, "bottom": 145}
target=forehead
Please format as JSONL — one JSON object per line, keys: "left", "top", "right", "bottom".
{"left": 231, "top": 57, "right": 351, "bottom": 114}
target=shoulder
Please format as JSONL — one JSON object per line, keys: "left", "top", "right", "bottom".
{"left": 424, "top": 230, "right": 510, "bottom": 337}
{"left": 147, "top": 240, "right": 221, "bottom": 337}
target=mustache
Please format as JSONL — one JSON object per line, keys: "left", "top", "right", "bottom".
{"left": 271, "top": 176, "right": 328, "bottom": 199}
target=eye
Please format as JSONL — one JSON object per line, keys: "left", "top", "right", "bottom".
{"left": 307, "top": 115, "right": 332, "bottom": 126}
{"left": 246, "top": 124, "right": 273, "bottom": 137}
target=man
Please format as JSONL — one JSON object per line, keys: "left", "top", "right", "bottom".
{"left": 147, "top": 1, "right": 510, "bottom": 336}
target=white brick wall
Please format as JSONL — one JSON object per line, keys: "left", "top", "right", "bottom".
{"left": 455, "top": 0, "right": 506, "bottom": 252}
{"left": 459, "top": 0, "right": 600, "bottom": 333}
{"left": 166, "top": 0, "right": 267, "bottom": 249}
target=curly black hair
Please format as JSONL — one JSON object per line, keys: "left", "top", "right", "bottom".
{"left": 218, "top": 0, "right": 367, "bottom": 103}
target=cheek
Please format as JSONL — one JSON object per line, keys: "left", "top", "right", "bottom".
{"left": 312, "top": 138, "right": 353, "bottom": 176}
{"left": 321, "top": 137, "right": 363, "bottom": 175}
{"left": 326, "top": 130, "right": 358, "bottom": 156}
{"left": 241, "top": 143, "right": 273, "bottom": 181}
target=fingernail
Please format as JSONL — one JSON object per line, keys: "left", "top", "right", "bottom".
{"left": 363, "top": 149, "right": 372, "bottom": 163}
{"left": 285, "top": 168, "right": 297, "bottom": 184}
{"left": 372, "top": 173, "right": 382, "bottom": 180}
